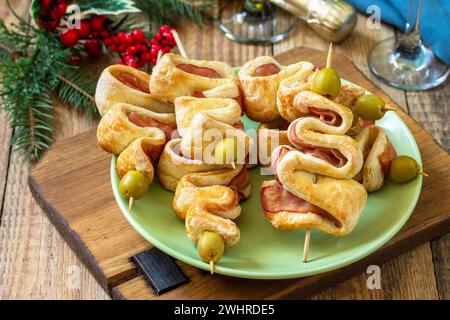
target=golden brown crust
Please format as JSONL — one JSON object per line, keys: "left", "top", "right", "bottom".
{"left": 257, "top": 124, "right": 291, "bottom": 168}
{"left": 149, "top": 53, "right": 239, "bottom": 104}
{"left": 97, "top": 103, "right": 173, "bottom": 155}
{"left": 95, "top": 64, "right": 173, "bottom": 116}
{"left": 174, "top": 96, "right": 241, "bottom": 137}
{"left": 238, "top": 57, "right": 306, "bottom": 122}
{"left": 355, "top": 126, "right": 390, "bottom": 191}
{"left": 115, "top": 136, "right": 164, "bottom": 182}
{"left": 271, "top": 150, "right": 367, "bottom": 236}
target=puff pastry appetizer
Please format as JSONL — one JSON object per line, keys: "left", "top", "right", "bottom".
{"left": 97, "top": 103, "right": 176, "bottom": 155}
{"left": 261, "top": 145, "right": 367, "bottom": 236}
{"left": 174, "top": 96, "right": 243, "bottom": 137}
{"left": 354, "top": 126, "right": 397, "bottom": 192}
{"left": 257, "top": 118, "right": 291, "bottom": 168}
{"left": 238, "top": 56, "right": 306, "bottom": 122}
{"left": 149, "top": 53, "right": 242, "bottom": 106}
{"left": 95, "top": 64, "right": 174, "bottom": 116}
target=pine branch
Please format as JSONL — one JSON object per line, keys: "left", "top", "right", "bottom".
{"left": 56, "top": 70, "right": 98, "bottom": 118}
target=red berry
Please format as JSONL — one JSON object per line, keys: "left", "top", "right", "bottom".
{"left": 91, "top": 31, "right": 99, "bottom": 38}
{"left": 161, "top": 46, "right": 171, "bottom": 54}
{"left": 77, "top": 20, "right": 91, "bottom": 39}
{"left": 132, "top": 29, "right": 145, "bottom": 42}
{"left": 103, "top": 37, "right": 112, "bottom": 46}
{"left": 138, "top": 44, "right": 148, "bottom": 52}
{"left": 38, "top": 10, "right": 61, "bottom": 31}
{"left": 100, "top": 30, "right": 109, "bottom": 39}
{"left": 123, "top": 55, "right": 135, "bottom": 63}
{"left": 84, "top": 39, "right": 102, "bottom": 57}
{"left": 90, "top": 15, "right": 105, "bottom": 32}
{"left": 117, "top": 44, "right": 125, "bottom": 52}
{"left": 40, "top": 0, "right": 52, "bottom": 10}
{"left": 151, "top": 57, "right": 157, "bottom": 65}
{"left": 54, "top": 1, "right": 67, "bottom": 17}
{"left": 160, "top": 25, "right": 170, "bottom": 33}
{"left": 126, "top": 46, "right": 138, "bottom": 55}
{"left": 124, "top": 33, "right": 134, "bottom": 45}
{"left": 137, "top": 59, "right": 146, "bottom": 68}
{"left": 140, "top": 51, "right": 152, "bottom": 63}
{"left": 116, "top": 61, "right": 124, "bottom": 65}
{"left": 109, "top": 44, "right": 117, "bottom": 52}
{"left": 117, "top": 32, "right": 126, "bottom": 42}
{"left": 128, "top": 61, "right": 137, "bottom": 68}
{"left": 60, "top": 29, "right": 79, "bottom": 47}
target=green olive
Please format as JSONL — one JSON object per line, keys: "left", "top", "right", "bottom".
{"left": 389, "top": 155, "right": 421, "bottom": 183}
{"left": 197, "top": 231, "right": 225, "bottom": 263}
{"left": 214, "top": 137, "right": 238, "bottom": 164}
{"left": 311, "top": 68, "right": 341, "bottom": 100}
{"left": 354, "top": 94, "right": 386, "bottom": 121}
{"left": 119, "top": 170, "right": 149, "bottom": 200}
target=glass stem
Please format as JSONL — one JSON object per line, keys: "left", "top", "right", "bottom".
{"left": 399, "top": 0, "right": 422, "bottom": 51}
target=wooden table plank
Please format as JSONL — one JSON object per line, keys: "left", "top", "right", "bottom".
{"left": 405, "top": 83, "right": 450, "bottom": 300}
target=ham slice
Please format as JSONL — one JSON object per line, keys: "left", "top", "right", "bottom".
{"left": 127, "top": 112, "right": 176, "bottom": 141}
{"left": 232, "top": 120, "right": 244, "bottom": 130}
{"left": 143, "top": 143, "right": 164, "bottom": 164}
{"left": 192, "top": 91, "right": 205, "bottom": 98}
{"left": 228, "top": 167, "right": 250, "bottom": 200}
{"left": 177, "top": 63, "right": 222, "bottom": 78}
{"left": 379, "top": 138, "right": 397, "bottom": 176}
{"left": 260, "top": 181, "right": 341, "bottom": 228}
{"left": 252, "top": 63, "right": 281, "bottom": 77}
{"left": 288, "top": 122, "right": 347, "bottom": 167}
{"left": 308, "top": 107, "right": 342, "bottom": 126}
{"left": 117, "top": 72, "right": 150, "bottom": 93}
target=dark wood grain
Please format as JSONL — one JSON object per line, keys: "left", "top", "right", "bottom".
{"left": 27, "top": 47, "right": 450, "bottom": 300}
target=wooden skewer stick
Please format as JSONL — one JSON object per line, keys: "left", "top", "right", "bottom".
{"left": 156, "top": 50, "right": 163, "bottom": 64}
{"left": 231, "top": 162, "right": 237, "bottom": 170}
{"left": 326, "top": 43, "right": 333, "bottom": 69}
{"left": 171, "top": 30, "right": 188, "bottom": 58}
{"left": 421, "top": 172, "right": 429, "bottom": 177}
{"left": 128, "top": 196, "right": 134, "bottom": 213}
{"left": 302, "top": 228, "right": 311, "bottom": 263}
{"left": 383, "top": 105, "right": 397, "bottom": 112}
{"left": 210, "top": 259, "right": 215, "bottom": 275}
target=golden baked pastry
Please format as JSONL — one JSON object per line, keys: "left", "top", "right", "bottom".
{"left": 174, "top": 96, "right": 242, "bottom": 137}
{"left": 257, "top": 118, "right": 291, "bottom": 168}
{"left": 97, "top": 103, "right": 175, "bottom": 155}
{"left": 149, "top": 53, "right": 241, "bottom": 105}
{"left": 261, "top": 146, "right": 367, "bottom": 236}
{"left": 116, "top": 136, "right": 166, "bottom": 182}
{"left": 354, "top": 126, "right": 397, "bottom": 191}
{"left": 95, "top": 64, "right": 173, "bottom": 116}
{"left": 238, "top": 56, "right": 306, "bottom": 122}
{"left": 287, "top": 91, "right": 363, "bottom": 179}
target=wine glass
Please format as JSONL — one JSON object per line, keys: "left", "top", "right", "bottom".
{"left": 368, "top": 0, "right": 449, "bottom": 90}
{"left": 218, "top": 0, "right": 299, "bottom": 44}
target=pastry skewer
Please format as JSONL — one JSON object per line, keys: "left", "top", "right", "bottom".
{"left": 302, "top": 43, "right": 334, "bottom": 263}
{"left": 171, "top": 30, "right": 188, "bottom": 58}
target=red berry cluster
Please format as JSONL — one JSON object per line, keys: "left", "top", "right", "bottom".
{"left": 103, "top": 25, "right": 177, "bottom": 68}
{"left": 59, "top": 15, "right": 108, "bottom": 58}
{"left": 37, "top": 0, "right": 67, "bottom": 31}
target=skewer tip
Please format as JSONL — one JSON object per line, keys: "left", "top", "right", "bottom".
{"left": 302, "top": 228, "right": 311, "bottom": 263}
{"left": 156, "top": 50, "right": 163, "bottom": 64}
{"left": 231, "top": 162, "right": 237, "bottom": 170}
{"left": 171, "top": 29, "right": 188, "bottom": 58}
{"left": 326, "top": 43, "right": 333, "bottom": 69}
{"left": 128, "top": 197, "right": 134, "bottom": 213}
{"left": 210, "top": 259, "right": 215, "bottom": 275}
{"left": 421, "top": 171, "right": 428, "bottom": 177}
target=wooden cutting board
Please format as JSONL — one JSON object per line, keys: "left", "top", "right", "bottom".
{"left": 28, "top": 47, "right": 450, "bottom": 299}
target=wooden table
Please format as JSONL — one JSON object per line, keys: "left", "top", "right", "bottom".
{"left": 0, "top": 1, "right": 448, "bottom": 299}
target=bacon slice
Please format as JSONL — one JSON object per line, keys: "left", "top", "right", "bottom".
{"left": 260, "top": 181, "right": 341, "bottom": 228}
{"left": 288, "top": 122, "right": 347, "bottom": 167}
{"left": 232, "top": 120, "right": 244, "bottom": 130}
{"left": 127, "top": 112, "right": 176, "bottom": 140}
{"left": 308, "top": 107, "right": 342, "bottom": 127}
{"left": 177, "top": 63, "right": 222, "bottom": 78}
{"left": 379, "top": 138, "right": 397, "bottom": 176}
{"left": 192, "top": 91, "right": 205, "bottom": 98}
{"left": 116, "top": 72, "right": 150, "bottom": 93}
{"left": 252, "top": 63, "right": 281, "bottom": 77}
{"left": 228, "top": 167, "right": 250, "bottom": 200}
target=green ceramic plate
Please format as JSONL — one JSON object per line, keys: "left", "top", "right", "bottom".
{"left": 111, "top": 83, "right": 422, "bottom": 279}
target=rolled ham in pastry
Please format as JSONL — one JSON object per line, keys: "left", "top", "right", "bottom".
{"left": 354, "top": 126, "right": 397, "bottom": 192}
{"left": 116, "top": 136, "right": 165, "bottom": 182}
{"left": 97, "top": 103, "right": 176, "bottom": 155}
{"left": 257, "top": 118, "right": 291, "bottom": 168}
{"left": 95, "top": 64, "right": 173, "bottom": 116}
{"left": 261, "top": 145, "right": 367, "bottom": 236}
{"left": 174, "top": 96, "right": 242, "bottom": 137}
{"left": 238, "top": 56, "right": 306, "bottom": 122}
{"left": 149, "top": 53, "right": 241, "bottom": 105}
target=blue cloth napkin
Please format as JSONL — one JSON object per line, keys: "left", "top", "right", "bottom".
{"left": 347, "top": 0, "right": 450, "bottom": 65}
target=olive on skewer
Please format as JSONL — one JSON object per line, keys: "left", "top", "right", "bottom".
{"left": 389, "top": 155, "right": 427, "bottom": 183}
{"left": 119, "top": 170, "right": 150, "bottom": 212}
{"left": 197, "top": 231, "right": 225, "bottom": 274}
{"left": 354, "top": 94, "right": 396, "bottom": 121}
{"left": 214, "top": 137, "right": 239, "bottom": 170}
